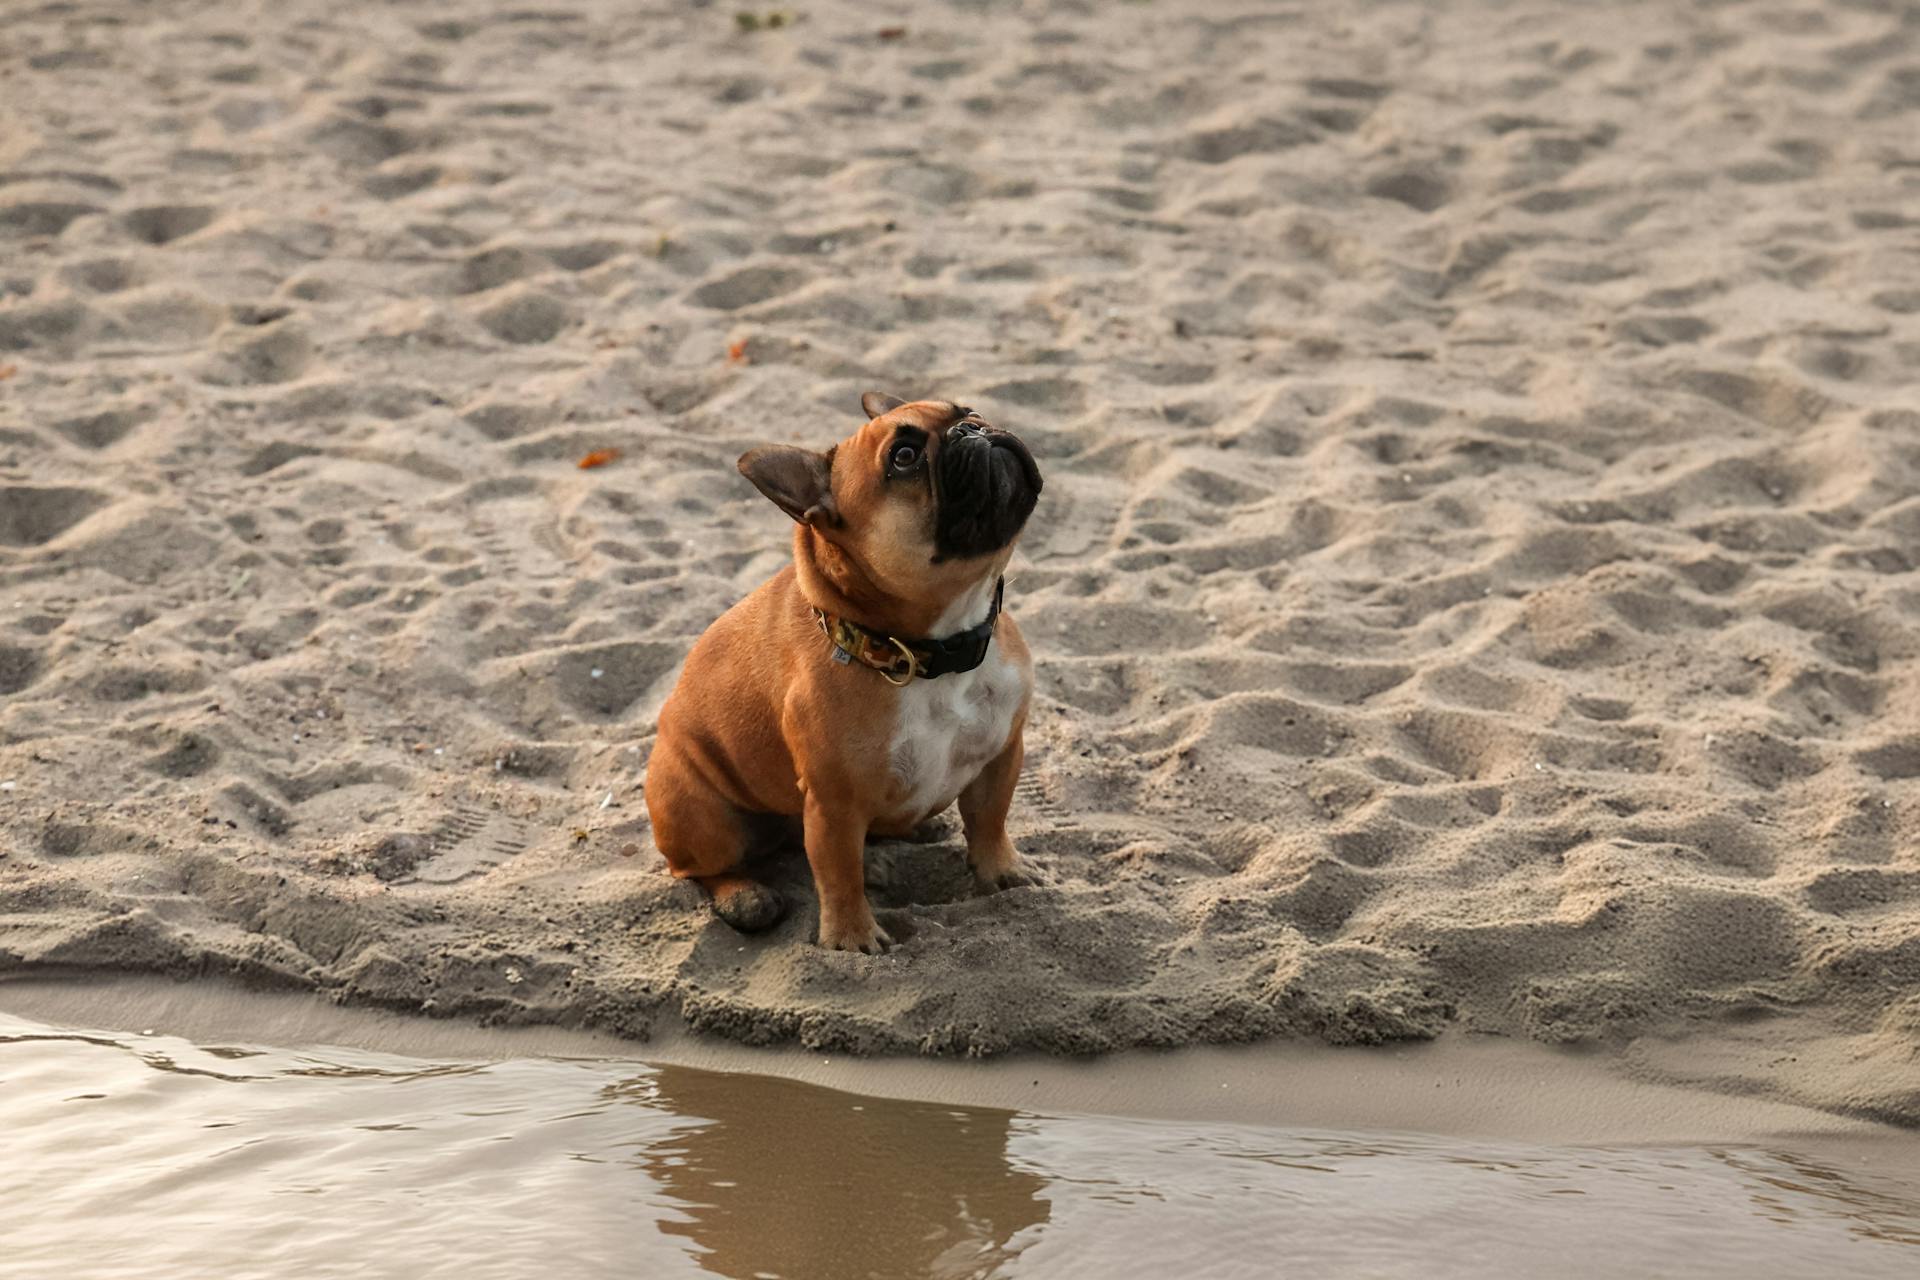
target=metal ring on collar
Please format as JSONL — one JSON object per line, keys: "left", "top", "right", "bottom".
{"left": 881, "top": 635, "right": 917, "bottom": 686}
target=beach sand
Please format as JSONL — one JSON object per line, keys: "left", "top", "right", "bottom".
{"left": 1, "top": 0, "right": 1917, "bottom": 1126}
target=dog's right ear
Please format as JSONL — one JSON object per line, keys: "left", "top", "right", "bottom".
{"left": 738, "top": 445, "right": 838, "bottom": 528}
{"left": 861, "top": 391, "right": 905, "bottom": 420}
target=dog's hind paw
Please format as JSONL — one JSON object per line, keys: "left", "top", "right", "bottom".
{"left": 710, "top": 879, "right": 786, "bottom": 933}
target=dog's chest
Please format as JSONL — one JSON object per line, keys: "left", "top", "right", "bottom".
{"left": 886, "top": 647, "right": 1021, "bottom": 821}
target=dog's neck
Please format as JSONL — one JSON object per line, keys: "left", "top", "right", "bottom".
{"left": 792, "top": 527, "right": 997, "bottom": 642}
{"left": 929, "top": 573, "right": 1000, "bottom": 634}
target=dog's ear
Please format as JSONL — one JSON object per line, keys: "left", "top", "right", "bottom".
{"left": 738, "top": 445, "right": 838, "bottom": 527}
{"left": 861, "top": 391, "right": 905, "bottom": 420}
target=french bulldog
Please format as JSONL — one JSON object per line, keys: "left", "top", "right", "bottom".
{"left": 644, "top": 393, "right": 1043, "bottom": 952}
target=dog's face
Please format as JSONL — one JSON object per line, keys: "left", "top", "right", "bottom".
{"left": 738, "top": 392, "right": 1042, "bottom": 616}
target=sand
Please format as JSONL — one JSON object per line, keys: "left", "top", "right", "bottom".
{"left": 1, "top": 0, "right": 1917, "bottom": 1126}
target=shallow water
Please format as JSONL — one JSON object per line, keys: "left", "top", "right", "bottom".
{"left": 3, "top": 1012, "right": 1918, "bottom": 1280}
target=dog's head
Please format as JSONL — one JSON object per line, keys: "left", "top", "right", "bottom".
{"left": 738, "top": 392, "right": 1042, "bottom": 620}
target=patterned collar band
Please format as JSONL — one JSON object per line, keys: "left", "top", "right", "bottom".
{"left": 812, "top": 578, "right": 1005, "bottom": 687}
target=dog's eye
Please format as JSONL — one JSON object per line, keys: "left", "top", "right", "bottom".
{"left": 888, "top": 442, "right": 920, "bottom": 473}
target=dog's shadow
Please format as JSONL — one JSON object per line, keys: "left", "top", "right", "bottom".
{"left": 862, "top": 815, "right": 981, "bottom": 910}
{"left": 716, "top": 813, "right": 982, "bottom": 944}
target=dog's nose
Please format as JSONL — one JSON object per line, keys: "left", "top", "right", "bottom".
{"left": 947, "top": 421, "right": 983, "bottom": 443}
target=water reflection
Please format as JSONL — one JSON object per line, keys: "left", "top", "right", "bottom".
{"left": 626, "top": 1067, "right": 1050, "bottom": 1280}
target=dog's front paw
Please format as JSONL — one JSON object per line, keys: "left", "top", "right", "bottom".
{"left": 817, "top": 908, "right": 894, "bottom": 955}
{"left": 972, "top": 848, "right": 1045, "bottom": 893}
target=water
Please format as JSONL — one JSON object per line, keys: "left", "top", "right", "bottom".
{"left": 3, "top": 1010, "right": 1918, "bottom": 1280}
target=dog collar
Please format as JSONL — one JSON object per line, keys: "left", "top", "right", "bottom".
{"left": 813, "top": 578, "right": 1004, "bottom": 687}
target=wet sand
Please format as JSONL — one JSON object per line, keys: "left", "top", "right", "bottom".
{"left": 2, "top": 0, "right": 1919, "bottom": 1129}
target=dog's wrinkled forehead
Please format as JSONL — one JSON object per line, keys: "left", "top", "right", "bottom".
{"left": 869, "top": 400, "right": 977, "bottom": 435}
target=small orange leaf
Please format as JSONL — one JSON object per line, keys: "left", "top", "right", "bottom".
{"left": 877, "top": 26, "right": 906, "bottom": 40}
{"left": 0, "top": 364, "right": 17, "bottom": 381}
{"left": 577, "top": 448, "right": 621, "bottom": 470}
{"left": 726, "top": 338, "right": 749, "bottom": 364}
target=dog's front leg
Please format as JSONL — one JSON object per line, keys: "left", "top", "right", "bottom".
{"left": 803, "top": 791, "right": 890, "bottom": 953}
{"left": 959, "top": 726, "right": 1039, "bottom": 891}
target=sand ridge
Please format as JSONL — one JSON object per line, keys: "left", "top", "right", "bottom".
{"left": 1, "top": 1, "right": 1918, "bottom": 1124}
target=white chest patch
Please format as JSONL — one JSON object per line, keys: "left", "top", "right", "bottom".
{"left": 885, "top": 584, "right": 1024, "bottom": 823}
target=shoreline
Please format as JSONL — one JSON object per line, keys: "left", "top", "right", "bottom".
{"left": 4, "top": 973, "right": 1914, "bottom": 1171}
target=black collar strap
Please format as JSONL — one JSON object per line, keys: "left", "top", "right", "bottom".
{"left": 813, "top": 578, "right": 1005, "bottom": 686}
